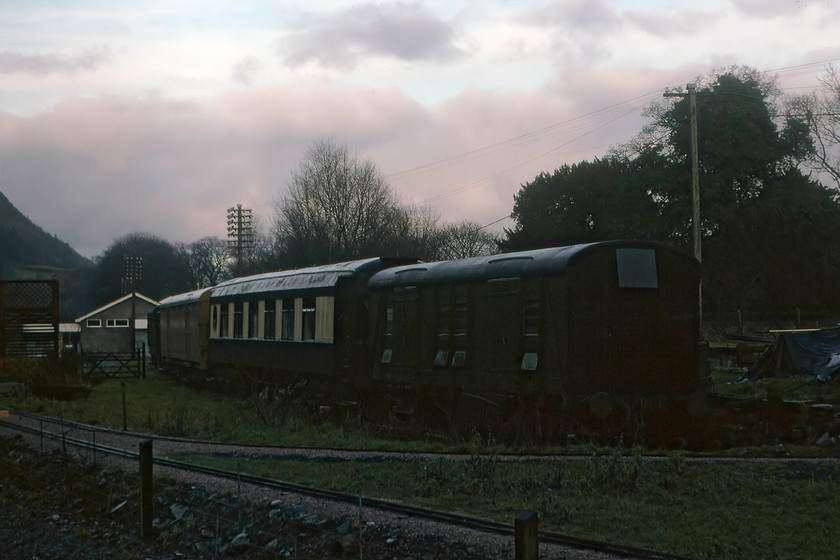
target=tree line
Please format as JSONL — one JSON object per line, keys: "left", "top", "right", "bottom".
{"left": 85, "top": 65, "right": 840, "bottom": 315}
{"left": 505, "top": 66, "right": 840, "bottom": 313}
{"left": 86, "top": 138, "right": 498, "bottom": 305}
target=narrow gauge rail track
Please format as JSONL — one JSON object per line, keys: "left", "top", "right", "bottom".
{"left": 4, "top": 407, "right": 836, "bottom": 464}
{"left": 1, "top": 409, "right": 694, "bottom": 560}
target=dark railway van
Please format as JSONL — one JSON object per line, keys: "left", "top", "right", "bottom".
{"left": 367, "top": 240, "right": 704, "bottom": 435}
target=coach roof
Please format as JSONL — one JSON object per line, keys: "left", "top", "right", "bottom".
{"left": 209, "top": 257, "right": 397, "bottom": 299}
{"left": 157, "top": 287, "right": 212, "bottom": 309}
{"left": 367, "top": 241, "right": 687, "bottom": 288}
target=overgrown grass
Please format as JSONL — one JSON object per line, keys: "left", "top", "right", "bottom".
{"left": 175, "top": 448, "right": 839, "bottom": 560}
{"left": 4, "top": 360, "right": 840, "bottom": 558}
{"left": 0, "top": 363, "right": 448, "bottom": 450}
{"left": 711, "top": 367, "right": 840, "bottom": 404}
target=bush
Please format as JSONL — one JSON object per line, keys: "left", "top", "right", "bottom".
{"left": 27, "top": 352, "right": 91, "bottom": 400}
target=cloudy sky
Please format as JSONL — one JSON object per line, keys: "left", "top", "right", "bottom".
{"left": 1, "top": 0, "right": 838, "bottom": 258}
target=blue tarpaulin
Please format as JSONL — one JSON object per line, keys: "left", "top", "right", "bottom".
{"left": 746, "top": 329, "right": 840, "bottom": 380}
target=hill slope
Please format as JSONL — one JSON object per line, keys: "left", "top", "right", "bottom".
{"left": 0, "top": 191, "right": 91, "bottom": 278}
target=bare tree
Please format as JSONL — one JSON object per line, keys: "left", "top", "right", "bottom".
{"left": 182, "top": 236, "right": 232, "bottom": 288}
{"left": 274, "top": 138, "right": 403, "bottom": 265}
{"left": 790, "top": 65, "right": 840, "bottom": 190}
{"left": 438, "top": 220, "right": 499, "bottom": 260}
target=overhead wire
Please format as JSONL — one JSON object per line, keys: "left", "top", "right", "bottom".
{"left": 402, "top": 58, "right": 840, "bottom": 213}
{"left": 386, "top": 88, "right": 665, "bottom": 182}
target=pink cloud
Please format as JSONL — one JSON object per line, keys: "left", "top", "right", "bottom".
{"left": 0, "top": 66, "right": 704, "bottom": 257}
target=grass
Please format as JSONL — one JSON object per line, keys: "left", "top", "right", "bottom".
{"left": 0, "top": 360, "right": 450, "bottom": 451}
{"left": 172, "top": 447, "right": 839, "bottom": 560}
{"left": 3, "top": 358, "right": 840, "bottom": 559}
{"left": 711, "top": 367, "right": 840, "bottom": 404}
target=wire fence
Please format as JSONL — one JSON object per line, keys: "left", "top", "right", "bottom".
{"left": 6, "top": 420, "right": 513, "bottom": 560}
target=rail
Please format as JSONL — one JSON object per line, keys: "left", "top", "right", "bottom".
{"left": 0, "top": 410, "right": 695, "bottom": 560}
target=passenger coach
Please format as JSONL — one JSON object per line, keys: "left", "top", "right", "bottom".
{"left": 367, "top": 240, "right": 705, "bottom": 433}
{"left": 151, "top": 257, "right": 414, "bottom": 393}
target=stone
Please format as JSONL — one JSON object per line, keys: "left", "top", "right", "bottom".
{"left": 333, "top": 535, "right": 359, "bottom": 556}
{"left": 290, "top": 504, "right": 308, "bottom": 520}
{"left": 335, "top": 520, "right": 351, "bottom": 535}
{"left": 110, "top": 500, "right": 128, "bottom": 514}
{"left": 170, "top": 503, "right": 188, "bottom": 521}
{"left": 230, "top": 531, "right": 250, "bottom": 551}
{"left": 816, "top": 432, "right": 835, "bottom": 447}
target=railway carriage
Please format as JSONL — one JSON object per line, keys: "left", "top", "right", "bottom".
{"left": 151, "top": 287, "right": 212, "bottom": 370}
{"left": 152, "top": 257, "right": 414, "bottom": 393}
{"left": 366, "top": 240, "right": 705, "bottom": 436}
{"left": 149, "top": 240, "right": 706, "bottom": 440}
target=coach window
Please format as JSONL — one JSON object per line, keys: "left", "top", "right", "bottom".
{"left": 301, "top": 297, "right": 316, "bottom": 341}
{"left": 87, "top": 319, "right": 102, "bottom": 328}
{"left": 434, "top": 288, "right": 450, "bottom": 367}
{"left": 247, "top": 301, "right": 259, "bottom": 339}
{"left": 521, "top": 281, "right": 540, "bottom": 371}
{"left": 233, "top": 302, "right": 244, "bottom": 339}
{"left": 382, "top": 300, "right": 394, "bottom": 363}
{"left": 616, "top": 248, "right": 658, "bottom": 289}
{"left": 219, "top": 303, "right": 229, "bottom": 338}
{"left": 314, "top": 296, "right": 335, "bottom": 343}
{"left": 451, "top": 285, "right": 468, "bottom": 368}
{"left": 211, "top": 305, "right": 219, "bottom": 337}
{"left": 263, "top": 300, "right": 276, "bottom": 340}
{"left": 281, "top": 299, "right": 295, "bottom": 341}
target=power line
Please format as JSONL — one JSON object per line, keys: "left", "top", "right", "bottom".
{"left": 389, "top": 60, "right": 840, "bottom": 188}
{"left": 387, "top": 89, "right": 664, "bottom": 182}
{"left": 418, "top": 62, "right": 840, "bottom": 206}
{"left": 411, "top": 101, "right": 652, "bottom": 206}
{"left": 479, "top": 215, "right": 510, "bottom": 230}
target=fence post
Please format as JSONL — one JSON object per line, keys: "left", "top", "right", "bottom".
{"left": 122, "top": 382, "right": 127, "bottom": 431}
{"left": 141, "top": 343, "right": 146, "bottom": 379}
{"left": 515, "top": 510, "right": 538, "bottom": 560}
{"left": 140, "top": 439, "right": 154, "bottom": 540}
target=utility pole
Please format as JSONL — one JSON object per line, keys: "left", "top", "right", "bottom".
{"left": 227, "top": 204, "right": 254, "bottom": 277}
{"left": 123, "top": 256, "right": 143, "bottom": 353}
{"left": 665, "top": 83, "right": 704, "bottom": 320}
{"left": 664, "top": 83, "right": 701, "bottom": 263}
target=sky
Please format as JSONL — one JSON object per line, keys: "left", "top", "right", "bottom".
{"left": 0, "top": 0, "right": 838, "bottom": 259}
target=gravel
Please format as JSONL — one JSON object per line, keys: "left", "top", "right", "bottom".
{"left": 0, "top": 412, "right": 629, "bottom": 559}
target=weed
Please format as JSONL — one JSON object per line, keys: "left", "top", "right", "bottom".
{"left": 418, "top": 458, "right": 449, "bottom": 497}
{"left": 159, "top": 404, "right": 191, "bottom": 437}
{"left": 667, "top": 450, "right": 686, "bottom": 476}
{"left": 540, "top": 487, "right": 576, "bottom": 523}
{"left": 467, "top": 454, "right": 497, "bottom": 492}
{"left": 25, "top": 352, "right": 91, "bottom": 400}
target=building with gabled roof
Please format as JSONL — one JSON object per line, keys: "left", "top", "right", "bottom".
{"left": 76, "top": 293, "right": 158, "bottom": 354}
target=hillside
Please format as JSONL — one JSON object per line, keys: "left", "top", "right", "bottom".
{"left": 0, "top": 191, "right": 91, "bottom": 278}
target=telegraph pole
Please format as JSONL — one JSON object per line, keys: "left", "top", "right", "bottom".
{"left": 227, "top": 204, "right": 254, "bottom": 277}
{"left": 664, "top": 83, "right": 703, "bottom": 319}
{"left": 123, "top": 256, "right": 143, "bottom": 353}
{"left": 664, "top": 83, "right": 701, "bottom": 263}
